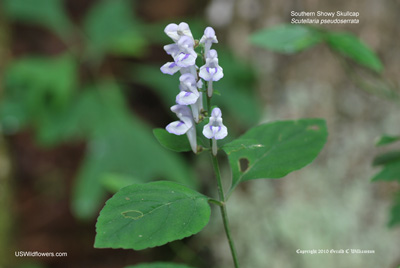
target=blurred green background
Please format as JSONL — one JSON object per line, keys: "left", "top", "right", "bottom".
{"left": 0, "top": 0, "right": 399, "bottom": 267}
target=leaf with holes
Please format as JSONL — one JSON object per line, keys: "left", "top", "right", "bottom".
{"left": 223, "top": 119, "right": 327, "bottom": 195}
{"left": 95, "top": 181, "right": 211, "bottom": 250}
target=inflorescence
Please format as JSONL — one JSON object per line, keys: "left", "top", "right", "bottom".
{"left": 161, "top": 22, "right": 227, "bottom": 155}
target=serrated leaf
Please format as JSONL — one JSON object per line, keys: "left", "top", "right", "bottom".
{"left": 84, "top": 0, "right": 146, "bottom": 58}
{"left": 325, "top": 32, "right": 383, "bottom": 72}
{"left": 95, "top": 181, "right": 211, "bottom": 250}
{"left": 2, "top": 0, "right": 73, "bottom": 39}
{"left": 124, "top": 262, "right": 196, "bottom": 268}
{"left": 153, "top": 128, "right": 191, "bottom": 152}
{"left": 250, "top": 24, "right": 322, "bottom": 54}
{"left": 372, "top": 151, "right": 400, "bottom": 166}
{"left": 223, "top": 119, "right": 327, "bottom": 194}
{"left": 371, "top": 162, "right": 400, "bottom": 182}
{"left": 375, "top": 135, "right": 400, "bottom": 146}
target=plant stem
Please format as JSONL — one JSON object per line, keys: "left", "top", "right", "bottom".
{"left": 211, "top": 154, "right": 240, "bottom": 268}
{"left": 207, "top": 94, "right": 211, "bottom": 114}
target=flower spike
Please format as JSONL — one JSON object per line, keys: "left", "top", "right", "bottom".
{"left": 161, "top": 22, "right": 222, "bottom": 154}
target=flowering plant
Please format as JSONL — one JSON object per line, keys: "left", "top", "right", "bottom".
{"left": 94, "top": 22, "right": 328, "bottom": 268}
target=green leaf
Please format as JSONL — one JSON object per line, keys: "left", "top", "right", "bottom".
{"left": 388, "top": 194, "right": 400, "bottom": 227}
{"left": 3, "top": 55, "right": 77, "bottom": 111}
{"left": 124, "top": 262, "right": 196, "bottom": 268}
{"left": 195, "top": 120, "right": 213, "bottom": 148}
{"left": 372, "top": 151, "right": 400, "bottom": 166}
{"left": 95, "top": 181, "right": 211, "bottom": 250}
{"left": 223, "top": 119, "right": 328, "bottom": 194}
{"left": 84, "top": 0, "right": 147, "bottom": 58}
{"left": 70, "top": 85, "right": 197, "bottom": 220}
{"left": 250, "top": 24, "right": 322, "bottom": 54}
{"left": 101, "top": 173, "right": 141, "bottom": 193}
{"left": 375, "top": 134, "right": 400, "bottom": 146}
{"left": 372, "top": 162, "right": 400, "bottom": 182}
{"left": 153, "top": 126, "right": 209, "bottom": 153}
{"left": 0, "top": 55, "right": 78, "bottom": 144}
{"left": 153, "top": 128, "right": 191, "bottom": 152}
{"left": 325, "top": 32, "right": 383, "bottom": 72}
{"left": 2, "top": 0, "right": 73, "bottom": 39}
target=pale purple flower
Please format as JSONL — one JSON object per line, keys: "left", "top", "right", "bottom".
{"left": 180, "top": 66, "right": 197, "bottom": 77}
{"left": 199, "top": 50, "right": 223, "bottom": 81}
{"left": 163, "top": 43, "right": 180, "bottom": 57}
{"left": 166, "top": 105, "right": 193, "bottom": 134}
{"left": 164, "top": 22, "right": 193, "bottom": 43}
{"left": 199, "top": 50, "right": 223, "bottom": 97}
{"left": 160, "top": 59, "right": 197, "bottom": 76}
{"left": 174, "top": 36, "right": 197, "bottom": 67}
{"left": 161, "top": 37, "right": 197, "bottom": 75}
{"left": 162, "top": 36, "right": 197, "bottom": 69}
{"left": 203, "top": 107, "right": 227, "bottom": 155}
{"left": 160, "top": 43, "right": 183, "bottom": 75}
{"left": 166, "top": 105, "right": 197, "bottom": 153}
{"left": 203, "top": 107, "right": 228, "bottom": 140}
{"left": 176, "top": 73, "right": 199, "bottom": 105}
{"left": 200, "top": 27, "right": 218, "bottom": 56}
{"left": 175, "top": 74, "right": 204, "bottom": 123}
{"left": 160, "top": 61, "right": 180, "bottom": 75}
